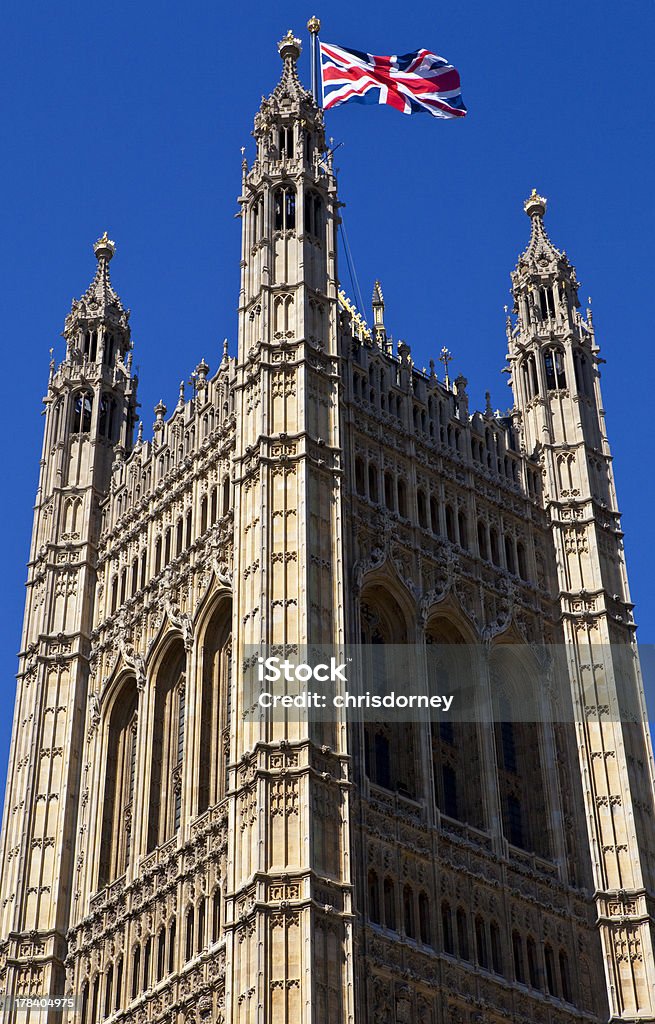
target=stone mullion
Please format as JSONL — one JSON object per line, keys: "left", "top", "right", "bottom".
{"left": 479, "top": 649, "right": 506, "bottom": 856}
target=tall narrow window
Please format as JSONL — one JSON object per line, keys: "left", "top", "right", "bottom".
{"left": 99, "top": 681, "right": 138, "bottom": 886}
{"left": 131, "top": 947, "right": 140, "bottom": 1000}
{"left": 477, "top": 520, "right": 488, "bottom": 560}
{"left": 397, "top": 479, "right": 407, "bottom": 518}
{"left": 212, "top": 890, "right": 221, "bottom": 942}
{"left": 383, "top": 878, "right": 396, "bottom": 931}
{"left": 418, "top": 892, "right": 431, "bottom": 945}
{"left": 104, "top": 333, "right": 115, "bottom": 366}
{"left": 368, "top": 464, "right": 379, "bottom": 503}
{"left": 475, "top": 916, "right": 488, "bottom": 968}
{"left": 168, "top": 919, "right": 176, "bottom": 976}
{"left": 513, "top": 931, "right": 524, "bottom": 983}
{"left": 198, "top": 600, "right": 232, "bottom": 813}
{"left": 104, "top": 964, "right": 113, "bottom": 1019}
{"left": 457, "top": 510, "right": 468, "bottom": 549}
{"left": 91, "top": 977, "right": 99, "bottom": 1023}
{"left": 157, "top": 930, "right": 166, "bottom": 982}
{"left": 368, "top": 870, "right": 380, "bottom": 923}
{"left": 72, "top": 391, "right": 93, "bottom": 433}
{"left": 403, "top": 885, "right": 415, "bottom": 938}
{"left": 278, "top": 125, "right": 294, "bottom": 157}
{"left": 507, "top": 794, "right": 524, "bottom": 847}
{"left": 197, "top": 897, "right": 206, "bottom": 954}
{"left": 274, "top": 187, "right": 296, "bottom": 230}
{"left": 417, "top": 490, "right": 427, "bottom": 528}
{"left": 490, "top": 921, "right": 502, "bottom": 975}
{"left": 115, "top": 959, "right": 123, "bottom": 1010}
{"left": 143, "top": 936, "right": 152, "bottom": 990}
{"left": 559, "top": 950, "right": 572, "bottom": 1002}
{"left": 545, "top": 943, "right": 557, "bottom": 995}
{"left": 456, "top": 908, "right": 469, "bottom": 960}
{"left": 527, "top": 936, "right": 539, "bottom": 988}
{"left": 185, "top": 908, "right": 195, "bottom": 962}
{"left": 147, "top": 644, "right": 186, "bottom": 850}
{"left": 442, "top": 902, "right": 454, "bottom": 954}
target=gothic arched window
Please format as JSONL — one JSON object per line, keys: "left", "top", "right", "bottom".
{"left": 274, "top": 186, "right": 296, "bottom": 230}
{"left": 72, "top": 390, "right": 93, "bottom": 433}
{"left": 251, "top": 193, "right": 264, "bottom": 242}
{"left": 278, "top": 125, "right": 294, "bottom": 158}
{"left": 418, "top": 892, "right": 431, "bottom": 945}
{"left": 491, "top": 648, "right": 552, "bottom": 859}
{"left": 475, "top": 916, "right": 488, "bottom": 968}
{"left": 490, "top": 921, "right": 503, "bottom": 974}
{"left": 383, "top": 877, "right": 396, "bottom": 930}
{"left": 99, "top": 678, "right": 139, "bottom": 886}
{"left": 544, "top": 347, "right": 566, "bottom": 390}
{"left": 304, "top": 190, "right": 322, "bottom": 237}
{"left": 427, "top": 619, "right": 485, "bottom": 831}
{"left": 527, "top": 936, "right": 539, "bottom": 988}
{"left": 441, "top": 902, "right": 454, "bottom": 954}
{"left": 147, "top": 642, "right": 186, "bottom": 850}
{"left": 512, "top": 931, "right": 524, "bottom": 983}
{"left": 212, "top": 889, "right": 221, "bottom": 942}
{"left": 560, "top": 949, "right": 572, "bottom": 1001}
{"left": 198, "top": 599, "right": 232, "bottom": 813}
{"left": 456, "top": 908, "right": 470, "bottom": 960}
{"left": 545, "top": 943, "right": 557, "bottom": 995}
{"left": 99, "top": 394, "right": 118, "bottom": 440}
{"left": 403, "top": 885, "right": 415, "bottom": 938}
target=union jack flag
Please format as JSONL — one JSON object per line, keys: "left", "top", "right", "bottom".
{"left": 319, "top": 41, "right": 466, "bottom": 119}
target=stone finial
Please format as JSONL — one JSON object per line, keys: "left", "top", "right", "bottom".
{"left": 154, "top": 399, "right": 167, "bottom": 423}
{"left": 93, "top": 231, "right": 116, "bottom": 261}
{"left": 524, "top": 188, "right": 547, "bottom": 219}
{"left": 485, "top": 391, "right": 493, "bottom": 416}
{"left": 278, "top": 30, "right": 302, "bottom": 62}
{"left": 196, "top": 357, "right": 209, "bottom": 383}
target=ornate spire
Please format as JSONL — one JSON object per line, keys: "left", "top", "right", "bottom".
{"left": 65, "top": 232, "right": 129, "bottom": 337}
{"left": 275, "top": 30, "right": 304, "bottom": 96}
{"left": 520, "top": 189, "right": 563, "bottom": 267}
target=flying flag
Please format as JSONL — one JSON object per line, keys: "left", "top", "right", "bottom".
{"left": 319, "top": 42, "right": 466, "bottom": 119}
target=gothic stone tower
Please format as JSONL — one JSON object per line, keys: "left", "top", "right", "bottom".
{"left": 0, "top": 235, "right": 137, "bottom": 1008}
{"left": 0, "top": 29, "right": 654, "bottom": 1024}
{"left": 507, "top": 191, "right": 655, "bottom": 1019}
{"left": 228, "top": 28, "right": 354, "bottom": 1024}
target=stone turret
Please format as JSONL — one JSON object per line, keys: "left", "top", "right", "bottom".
{"left": 0, "top": 236, "right": 138, "bottom": 1016}
{"left": 509, "top": 191, "right": 655, "bottom": 1021}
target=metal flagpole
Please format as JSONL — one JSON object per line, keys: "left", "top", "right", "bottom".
{"left": 307, "top": 16, "right": 321, "bottom": 105}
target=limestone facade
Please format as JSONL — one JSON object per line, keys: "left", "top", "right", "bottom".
{"left": 0, "top": 30, "right": 654, "bottom": 1024}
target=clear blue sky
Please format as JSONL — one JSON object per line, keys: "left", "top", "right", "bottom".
{"left": 1, "top": 1, "right": 654, "bottom": 797}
